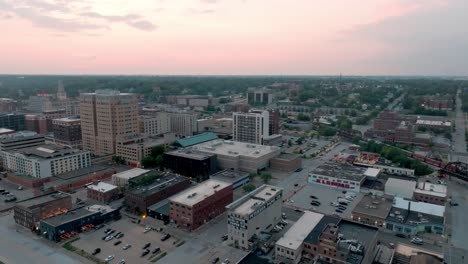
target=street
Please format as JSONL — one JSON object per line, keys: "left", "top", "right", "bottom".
{"left": 450, "top": 89, "right": 468, "bottom": 162}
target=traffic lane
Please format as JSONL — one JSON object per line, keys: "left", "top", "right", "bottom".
{"left": 377, "top": 231, "right": 443, "bottom": 254}
{"left": 446, "top": 179, "right": 468, "bottom": 250}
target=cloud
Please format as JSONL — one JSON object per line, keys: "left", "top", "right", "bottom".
{"left": 127, "top": 20, "right": 158, "bottom": 31}
{"left": 200, "top": 0, "right": 218, "bottom": 3}
{"left": 0, "top": 0, "right": 157, "bottom": 32}
{"left": 337, "top": 0, "right": 468, "bottom": 75}
{"left": 188, "top": 8, "right": 216, "bottom": 14}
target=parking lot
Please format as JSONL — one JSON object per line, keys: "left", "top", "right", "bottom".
{"left": 0, "top": 178, "right": 34, "bottom": 211}
{"left": 285, "top": 184, "right": 363, "bottom": 218}
{"left": 73, "top": 217, "right": 180, "bottom": 263}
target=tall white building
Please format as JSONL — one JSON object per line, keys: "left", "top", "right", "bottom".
{"left": 0, "top": 144, "right": 91, "bottom": 178}
{"left": 139, "top": 113, "right": 171, "bottom": 136}
{"left": 226, "top": 185, "right": 283, "bottom": 250}
{"left": 169, "top": 112, "right": 197, "bottom": 136}
{"left": 233, "top": 110, "right": 269, "bottom": 145}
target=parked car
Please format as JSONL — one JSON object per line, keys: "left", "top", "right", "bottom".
{"left": 143, "top": 243, "right": 151, "bottom": 249}
{"left": 114, "top": 241, "right": 122, "bottom": 246}
{"left": 161, "top": 234, "right": 171, "bottom": 241}
{"left": 221, "top": 235, "right": 228, "bottom": 241}
{"left": 122, "top": 244, "right": 131, "bottom": 250}
{"left": 410, "top": 237, "right": 423, "bottom": 245}
{"left": 335, "top": 209, "right": 344, "bottom": 213}
{"left": 104, "top": 255, "right": 114, "bottom": 262}
{"left": 212, "top": 257, "right": 220, "bottom": 264}
{"left": 222, "top": 258, "right": 230, "bottom": 264}
{"left": 310, "top": 195, "right": 318, "bottom": 200}
{"left": 282, "top": 213, "right": 287, "bottom": 220}
{"left": 115, "top": 233, "right": 124, "bottom": 239}
{"left": 92, "top": 248, "right": 101, "bottom": 255}
{"left": 152, "top": 247, "right": 161, "bottom": 254}
{"left": 310, "top": 201, "right": 321, "bottom": 206}
{"left": 141, "top": 249, "right": 150, "bottom": 257}
{"left": 295, "top": 168, "right": 303, "bottom": 172}
{"left": 104, "top": 235, "right": 114, "bottom": 241}
{"left": 117, "top": 260, "right": 126, "bottom": 264}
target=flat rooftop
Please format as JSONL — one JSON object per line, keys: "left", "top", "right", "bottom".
{"left": 276, "top": 211, "right": 324, "bottom": 251}
{"left": 165, "top": 149, "right": 215, "bottom": 160}
{"left": 364, "top": 168, "right": 381, "bottom": 178}
{"left": 87, "top": 182, "right": 117, "bottom": 193}
{"left": 351, "top": 194, "right": 394, "bottom": 220}
{"left": 310, "top": 163, "right": 367, "bottom": 182}
{"left": 169, "top": 179, "right": 231, "bottom": 207}
{"left": 112, "top": 168, "right": 150, "bottom": 180}
{"left": 304, "top": 215, "right": 341, "bottom": 245}
{"left": 11, "top": 144, "right": 87, "bottom": 159}
{"left": 272, "top": 153, "right": 301, "bottom": 161}
{"left": 227, "top": 185, "right": 282, "bottom": 216}
{"left": 127, "top": 174, "right": 189, "bottom": 197}
{"left": 53, "top": 117, "right": 80, "bottom": 122}
{"left": 41, "top": 207, "right": 97, "bottom": 227}
{"left": 338, "top": 220, "right": 378, "bottom": 264}
{"left": 210, "top": 170, "right": 249, "bottom": 183}
{"left": 416, "top": 120, "right": 451, "bottom": 127}
{"left": 53, "top": 165, "right": 112, "bottom": 180}
{"left": 393, "top": 197, "right": 445, "bottom": 217}
{"left": 387, "top": 206, "right": 444, "bottom": 226}
{"left": 16, "top": 192, "right": 70, "bottom": 208}
{"left": 192, "top": 139, "right": 280, "bottom": 158}
{"left": 416, "top": 182, "right": 447, "bottom": 194}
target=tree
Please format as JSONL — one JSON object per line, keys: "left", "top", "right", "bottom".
{"left": 150, "top": 145, "right": 165, "bottom": 157}
{"left": 297, "top": 113, "right": 311, "bottom": 121}
{"left": 260, "top": 173, "right": 272, "bottom": 183}
{"left": 242, "top": 184, "right": 256, "bottom": 193}
{"left": 141, "top": 156, "right": 157, "bottom": 168}
{"left": 249, "top": 173, "right": 257, "bottom": 179}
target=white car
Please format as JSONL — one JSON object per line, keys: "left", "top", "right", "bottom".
{"left": 410, "top": 237, "right": 423, "bottom": 245}
{"left": 104, "top": 235, "right": 114, "bottom": 241}
{"left": 118, "top": 259, "right": 126, "bottom": 264}
{"left": 105, "top": 255, "right": 114, "bottom": 262}
{"left": 122, "top": 244, "right": 131, "bottom": 250}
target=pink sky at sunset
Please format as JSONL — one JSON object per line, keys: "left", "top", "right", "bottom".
{"left": 1, "top": 0, "right": 466, "bottom": 75}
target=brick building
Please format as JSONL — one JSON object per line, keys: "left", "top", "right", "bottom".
{"left": 14, "top": 192, "right": 72, "bottom": 229}
{"left": 268, "top": 109, "right": 280, "bottom": 135}
{"left": 52, "top": 117, "right": 82, "bottom": 148}
{"left": 413, "top": 182, "right": 447, "bottom": 205}
{"left": 169, "top": 179, "right": 233, "bottom": 231}
{"left": 86, "top": 182, "right": 119, "bottom": 203}
{"left": 270, "top": 154, "right": 302, "bottom": 172}
{"left": 125, "top": 174, "right": 191, "bottom": 214}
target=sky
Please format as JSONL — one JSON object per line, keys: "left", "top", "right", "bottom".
{"left": 0, "top": 0, "right": 467, "bottom": 75}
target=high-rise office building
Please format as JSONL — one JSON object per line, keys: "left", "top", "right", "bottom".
{"left": 0, "top": 113, "right": 25, "bottom": 131}
{"left": 233, "top": 110, "right": 269, "bottom": 145}
{"left": 52, "top": 117, "right": 82, "bottom": 148}
{"left": 80, "top": 90, "right": 139, "bottom": 155}
{"left": 169, "top": 112, "right": 197, "bottom": 136}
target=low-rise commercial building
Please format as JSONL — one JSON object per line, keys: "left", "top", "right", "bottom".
{"left": 270, "top": 153, "right": 302, "bottom": 172}
{"left": 415, "top": 119, "right": 452, "bottom": 131}
{"left": 210, "top": 170, "right": 249, "bottom": 190}
{"left": 115, "top": 134, "right": 173, "bottom": 167}
{"left": 40, "top": 205, "right": 120, "bottom": 241}
{"left": 86, "top": 182, "right": 119, "bottom": 203}
{"left": 14, "top": 192, "right": 72, "bottom": 229}
{"left": 111, "top": 168, "right": 150, "bottom": 187}
{"left": 173, "top": 132, "right": 218, "bottom": 148}
{"left": 191, "top": 139, "right": 281, "bottom": 173}
{"left": 1, "top": 144, "right": 91, "bottom": 178}
{"left": 125, "top": 174, "right": 191, "bottom": 214}
{"left": 0, "top": 131, "right": 45, "bottom": 151}
{"left": 169, "top": 179, "right": 233, "bottom": 231}
{"left": 275, "top": 211, "right": 324, "bottom": 264}
{"left": 413, "top": 182, "right": 447, "bottom": 205}
{"left": 139, "top": 113, "right": 171, "bottom": 136}
{"left": 351, "top": 194, "right": 394, "bottom": 227}
{"left": 308, "top": 163, "right": 367, "bottom": 192}
{"left": 384, "top": 178, "right": 417, "bottom": 199}
{"left": 385, "top": 197, "right": 445, "bottom": 235}
{"left": 226, "top": 185, "right": 283, "bottom": 250}
{"left": 163, "top": 149, "right": 217, "bottom": 181}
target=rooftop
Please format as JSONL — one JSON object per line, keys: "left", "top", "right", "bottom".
{"left": 0, "top": 131, "right": 41, "bottom": 140}
{"left": 10, "top": 144, "right": 87, "bottom": 160}
{"left": 352, "top": 194, "right": 394, "bottom": 220}
{"left": 52, "top": 117, "right": 80, "bottom": 123}
{"left": 416, "top": 182, "right": 447, "bottom": 195}
{"left": 87, "top": 182, "right": 118, "bottom": 193}
{"left": 364, "top": 168, "right": 381, "bottom": 178}
{"left": 393, "top": 197, "right": 445, "bottom": 217}
{"left": 127, "top": 174, "right": 189, "bottom": 197}
{"left": 385, "top": 178, "right": 417, "bottom": 193}
{"left": 226, "top": 185, "right": 282, "bottom": 216}
{"left": 41, "top": 207, "right": 98, "bottom": 227}
{"left": 304, "top": 215, "right": 341, "bottom": 244}
{"left": 147, "top": 199, "right": 170, "bottom": 216}
{"left": 310, "top": 163, "right": 367, "bottom": 182}
{"left": 192, "top": 139, "right": 280, "bottom": 158}
{"left": 338, "top": 220, "right": 379, "bottom": 264}
{"left": 387, "top": 206, "right": 445, "bottom": 226}
{"left": 175, "top": 132, "right": 218, "bottom": 148}
{"left": 276, "top": 211, "right": 324, "bottom": 250}
{"left": 165, "top": 148, "right": 215, "bottom": 160}
{"left": 169, "top": 179, "right": 231, "bottom": 206}
{"left": 210, "top": 170, "right": 250, "bottom": 184}
{"left": 16, "top": 192, "right": 70, "bottom": 208}
{"left": 416, "top": 120, "right": 452, "bottom": 127}
{"left": 112, "top": 168, "right": 150, "bottom": 180}
{"left": 0, "top": 128, "right": 14, "bottom": 134}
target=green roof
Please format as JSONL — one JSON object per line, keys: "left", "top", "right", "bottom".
{"left": 175, "top": 132, "right": 218, "bottom": 148}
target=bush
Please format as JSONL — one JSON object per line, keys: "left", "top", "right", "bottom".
{"left": 242, "top": 184, "right": 256, "bottom": 193}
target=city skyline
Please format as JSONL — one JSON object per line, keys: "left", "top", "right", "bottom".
{"left": 1, "top": 0, "right": 467, "bottom": 76}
